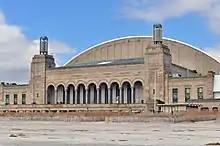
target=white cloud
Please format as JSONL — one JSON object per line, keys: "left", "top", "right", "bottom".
{"left": 121, "top": 0, "right": 220, "bottom": 35}
{"left": 0, "top": 11, "right": 76, "bottom": 83}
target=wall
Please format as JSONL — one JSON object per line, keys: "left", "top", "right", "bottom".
{"left": 29, "top": 55, "right": 55, "bottom": 104}
{"left": 171, "top": 64, "right": 197, "bottom": 76}
{"left": 144, "top": 44, "right": 171, "bottom": 103}
{"left": 168, "top": 73, "right": 214, "bottom": 103}
{"left": 46, "top": 63, "right": 145, "bottom": 89}
{"left": 213, "top": 75, "right": 220, "bottom": 99}
{"left": 1, "top": 84, "right": 29, "bottom": 104}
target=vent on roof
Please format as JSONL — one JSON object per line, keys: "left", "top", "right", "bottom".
{"left": 170, "top": 74, "right": 182, "bottom": 77}
{"left": 97, "top": 61, "right": 112, "bottom": 65}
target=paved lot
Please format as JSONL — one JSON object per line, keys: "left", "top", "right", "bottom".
{"left": 0, "top": 119, "right": 220, "bottom": 146}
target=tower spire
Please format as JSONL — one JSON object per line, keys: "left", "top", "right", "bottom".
{"left": 153, "top": 24, "right": 163, "bottom": 44}
{"left": 39, "top": 36, "right": 48, "bottom": 55}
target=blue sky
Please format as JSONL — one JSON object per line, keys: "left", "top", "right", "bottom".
{"left": 0, "top": 0, "right": 220, "bottom": 82}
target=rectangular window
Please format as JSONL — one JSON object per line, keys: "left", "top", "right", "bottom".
{"left": 185, "top": 88, "right": 191, "bottom": 102}
{"left": 14, "top": 94, "right": 18, "bottom": 105}
{"left": 197, "top": 87, "right": 203, "bottom": 99}
{"left": 172, "top": 88, "right": 178, "bottom": 103}
{"left": 5, "top": 94, "right": 10, "bottom": 105}
{"left": 22, "top": 94, "right": 26, "bottom": 104}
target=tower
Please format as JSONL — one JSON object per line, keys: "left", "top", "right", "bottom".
{"left": 153, "top": 24, "right": 163, "bottom": 44}
{"left": 29, "top": 36, "right": 55, "bottom": 104}
{"left": 144, "top": 24, "right": 172, "bottom": 110}
{"left": 40, "top": 36, "right": 49, "bottom": 55}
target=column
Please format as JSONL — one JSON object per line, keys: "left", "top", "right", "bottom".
{"left": 65, "top": 89, "right": 68, "bottom": 104}
{"left": 45, "top": 90, "right": 47, "bottom": 104}
{"left": 101, "top": 87, "right": 105, "bottom": 104}
{"left": 124, "top": 87, "right": 127, "bottom": 104}
{"left": 131, "top": 86, "right": 134, "bottom": 104}
{"left": 55, "top": 90, "right": 57, "bottom": 104}
{"left": 135, "top": 87, "right": 139, "bottom": 104}
{"left": 108, "top": 88, "right": 111, "bottom": 104}
{"left": 69, "top": 88, "right": 73, "bottom": 104}
{"left": 97, "top": 88, "right": 100, "bottom": 104}
{"left": 85, "top": 88, "right": 88, "bottom": 104}
{"left": 120, "top": 87, "right": 122, "bottom": 104}
{"left": 75, "top": 90, "right": 78, "bottom": 104}
{"left": 80, "top": 87, "right": 83, "bottom": 104}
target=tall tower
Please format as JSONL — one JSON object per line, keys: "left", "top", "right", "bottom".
{"left": 29, "top": 36, "right": 55, "bottom": 104}
{"left": 144, "top": 24, "right": 172, "bottom": 110}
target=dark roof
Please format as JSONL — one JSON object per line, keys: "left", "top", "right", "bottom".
{"left": 54, "top": 58, "right": 145, "bottom": 69}
{"left": 169, "top": 75, "right": 207, "bottom": 79}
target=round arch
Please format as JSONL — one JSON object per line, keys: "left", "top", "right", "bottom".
{"left": 98, "top": 81, "right": 108, "bottom": 104}
{"left": 133, "top": 80, "right": 144, "bottom": 104}
{"left": 66, "top": 82, "right": 76, "bottom": 88}
{"left": 76, "top": 80, "right": 87, "bottom": 89}
{"left": 47, "top": 85, "right": 55, "bottom": 104}
{"left": 56, "top": 83, "right": 65, "bottom": 104}
{"left": 121, "top": 80, "right": 132, "bottom": 104}
{"left": 109, "top": 79, "right": 121, "bottom": 87}
{"left": 46, "top": 83, "right": 55, "bottom": 89}
{"left": 86, "top": 80, "right": 98, "bottom": 87}
{"left": 98, "top": 80, "right": 109, "bottom": 88}
{"left": 55, "top": 83, "right": 66, "bottom": 90}
{"left": 87, "top": 81, "right": 98, "bottom": 104}
{"left": 121, "top": 79, "right": 132, "bottom": 86}
{"left": 132, "top": 78, "right": 144, "bottom": 87}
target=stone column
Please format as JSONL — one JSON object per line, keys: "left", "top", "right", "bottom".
{"left": 131, "top": 86, "right": 134, "bottom": 104}
{"left": 124, "top": 87, "right": 127, "bottom": 104}
{"left": 97, "top": 88, "right": 100, "bottom": 104}
{"left": 80, "top": 88, "right": 83, "bottom": 104}
{"left": 108, "top": 88, "right": 111, "bottom": 104}
{"left": 65, "top": 89, "right": 68, "bottom": 104}
{"left": 120, "top": 87, "right": 122, "bottom": 104}
{"left": 69, "top": 88, "right": 73, "bottom": 104}
{"left": 101, "top": 87, "right": 105, "bottom": 104}
{"left": 55, "top": 90, "right": 57, "bottom": 104}
{"left": 85, "top": 88, "right": 88, "bottom": 104}
{"left": 75, "top": 90, "right": 78, "bottom": 104}
{"left": 45, "top": 90, "right": 47, "bottom": 104}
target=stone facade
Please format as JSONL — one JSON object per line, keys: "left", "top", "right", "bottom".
{"left": 0, "top": 31, "right": 218, "bottom": 112}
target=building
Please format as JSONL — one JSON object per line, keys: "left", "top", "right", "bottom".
{"left": 1, "top": 24, "right": 220, "bottom": 112}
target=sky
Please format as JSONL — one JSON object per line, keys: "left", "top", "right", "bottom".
{"left": 0, "top": 0, "right": 220, "bottom": 83}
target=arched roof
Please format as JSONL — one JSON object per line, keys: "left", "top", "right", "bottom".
{"left": 64, "top": 36, "right": 219, "bottom": 66}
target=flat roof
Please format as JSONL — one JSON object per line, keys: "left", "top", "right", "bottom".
{"left": 53, "top": 57, "right": 145, "bottom": 69}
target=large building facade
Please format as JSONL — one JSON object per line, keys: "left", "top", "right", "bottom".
{"left": 0, "top": 24, "right": 220, "bottom": 112}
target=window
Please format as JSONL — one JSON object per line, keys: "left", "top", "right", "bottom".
{"left": 22, "top": 94, "right": 26, "bottom": 104}
{"left": 5, "top": 94, "right": 10, "bottom": 105}
{"left": 14, "top": 94, "right": 18, "bottom": 105}
{"left": 185, "top": 88, "right": 191, "bottom": 102}
{"left": 197, "top": 87, "right": 203, "bottom": 99}
{"left": 172, "top": 88, "right": 178, "bottom": 103}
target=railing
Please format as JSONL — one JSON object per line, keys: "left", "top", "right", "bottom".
{"left": 0, "top": 103, "right": 146, "bottom": 110}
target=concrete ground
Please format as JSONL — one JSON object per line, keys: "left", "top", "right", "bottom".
{"left": 0, "top": 119, "right": 220, "bottom": 146}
